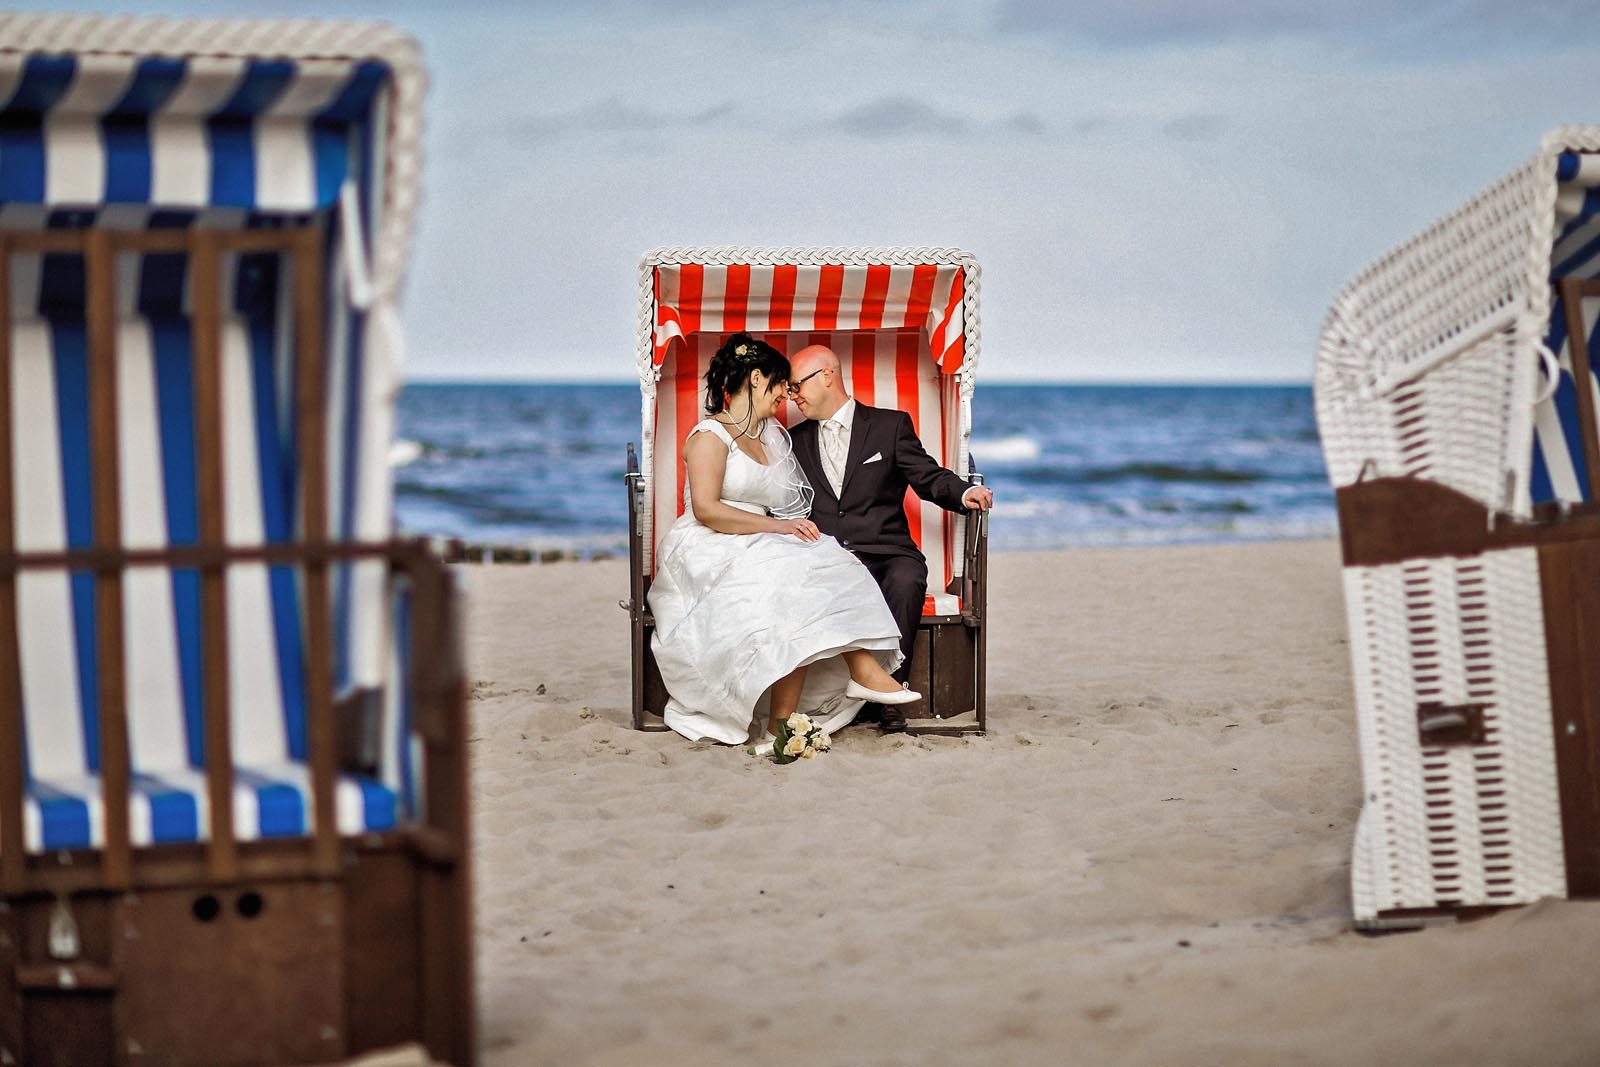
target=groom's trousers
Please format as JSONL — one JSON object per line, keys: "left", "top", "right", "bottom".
{"left": 857, "top": 553, "right": 928, "bottom": 684}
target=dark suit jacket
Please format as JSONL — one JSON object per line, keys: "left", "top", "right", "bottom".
{"left": 790, "top": 403, "right": 970, "bottom": 561}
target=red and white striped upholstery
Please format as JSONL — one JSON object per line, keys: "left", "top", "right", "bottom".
{"left": 653, "top": 329, "right": 962, "bottom": 615}
{"left": 652, "top": 263, "right": 967, "bottom": 372}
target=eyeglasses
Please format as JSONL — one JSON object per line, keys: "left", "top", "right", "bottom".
{"left": 784, "top": 368, "right": 829, "bottom": 396}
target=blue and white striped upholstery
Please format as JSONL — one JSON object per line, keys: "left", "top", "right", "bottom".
{"left": 0, "top": 50, "right": 413, "bottom": 852}
{"left": 1534, "top": 151, "right": 1600, "bottom": 504}
{"left": 0, "top": 53, "right": 387, "bottom": 212}
{"left": 9, "top": 244, "right": 413, "bottom": 851}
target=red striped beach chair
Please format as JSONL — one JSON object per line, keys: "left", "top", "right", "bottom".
{"left": 0, "top": 16, "right": 473, "bottom": 1064}
{"left": 625, "top": 247, "right": 988, "bottom": 735}
{"left": 1317, "top": 127, "right": 1600, "bottom": 929}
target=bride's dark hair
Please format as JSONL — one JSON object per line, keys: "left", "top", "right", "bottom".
{"left": 704, "top": 333, "right": 789, "bottom": 416}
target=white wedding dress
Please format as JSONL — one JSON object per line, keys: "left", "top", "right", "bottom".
{"left": 648, "top": 418, "right": 902, "bottom": 744}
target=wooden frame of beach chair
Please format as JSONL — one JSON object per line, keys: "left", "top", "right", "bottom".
{"left": 625, "top": 247, "right": 988, "bottom": 737}
{"left": 0, "top": 16, "right": 474, "bottom": 1064}
{"left": 1316, "top": 127, "right": 1600, "bottom": 929}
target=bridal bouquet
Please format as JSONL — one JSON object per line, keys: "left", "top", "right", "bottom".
{"left": 767, "top": 712, "right": 831, "bottom": 764}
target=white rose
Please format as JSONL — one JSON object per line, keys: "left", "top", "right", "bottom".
{"left": 801, "top": 746, "right": 818, "bottom": 758}
{"left": 786, "top": 713, "right": 813, "bottom": 736}
{"left": 783, "top": 735, "right": 807, "bottom": 757}
{"left": 814, "top": 731, "right": 832, "bottom": 751}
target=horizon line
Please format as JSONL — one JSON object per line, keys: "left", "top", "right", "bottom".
{"left": 402, "top": 375, "right": 1316, "bottom": 388}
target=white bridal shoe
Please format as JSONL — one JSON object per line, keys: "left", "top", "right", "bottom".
{"left": 845, "top": 680, "right": 921, "bottom": 705}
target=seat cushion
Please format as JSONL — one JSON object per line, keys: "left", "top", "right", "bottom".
{"left": 923, "top": 593, "right": 961, "bottom": 616}
{"left": 18, "top": 761, "right": 397, "bottom": 852}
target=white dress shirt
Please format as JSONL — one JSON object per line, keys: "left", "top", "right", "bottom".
{"left": 819, "top": 397, "right": 856, "bottom": 497}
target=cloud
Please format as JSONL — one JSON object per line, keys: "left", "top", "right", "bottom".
{"left": 824, "top": 95, "right": 970, "bottom": 138}
{"left": 506, "top": 93, "right": 1044, "bottom": 149}
{"left": 814, "top": 98, "right": 1054, "bottom": 140}
{"left": 992, "top": 0, "right": 1595, "bottom": 54}
{"left": 692, "top": 101, "right": 737, "bottom": 125}
{"left": 996, "top": 0, "right": 1318, "bottom": 45}
{"left": 1162, "top": 112, "right": 1228, "bottom": 141}
{"left": 1007, "top": 111, "right": 1047, "bottom": 135}
{"left": 508, "top": 97, "right": 737, "bottom": 145}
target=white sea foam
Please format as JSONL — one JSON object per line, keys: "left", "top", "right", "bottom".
{"left": 389, "top": 439, "right": 423, "bottom": 468}
{"left": 969, "top": 434, "right": 1040, "bottom": 464}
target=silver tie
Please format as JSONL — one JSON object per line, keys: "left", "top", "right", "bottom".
{"left": 822, "top": 419, "right": 846, "bottom": 497}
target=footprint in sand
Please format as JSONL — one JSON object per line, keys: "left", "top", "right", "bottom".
{"left": 571, "top": 905, "right": 642, "bottom": 933}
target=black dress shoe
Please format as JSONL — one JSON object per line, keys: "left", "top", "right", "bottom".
{"left": 879, "top": 704, "right": 908, "bottom": 734}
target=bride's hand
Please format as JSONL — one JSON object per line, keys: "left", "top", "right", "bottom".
{"left": 775, "top": 518, "right": 820, "bottom": 541}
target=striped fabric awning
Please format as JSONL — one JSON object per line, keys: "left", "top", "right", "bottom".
{"left": 1535, "top": 151, "right": 1600, "bottom": 504}
{"left": 0, "top": 52, "right": 388, "bottom": 212}
{"left": 652, "top": 262, "right": 967, "bottom": 372}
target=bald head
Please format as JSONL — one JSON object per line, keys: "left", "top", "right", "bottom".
{"left": 789, "top": 344, "right": 848, "bottom": 419}
{"left": 790, "top": 344, "right": 838, "bottom": 379}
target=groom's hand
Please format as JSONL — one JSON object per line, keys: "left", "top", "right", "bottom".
{"left": 961, "top": 486, "right": 994, "bottom": 511}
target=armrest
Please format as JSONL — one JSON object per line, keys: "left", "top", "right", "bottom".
{"left": 956, "top": 471, "right": 988, "bottom": 619}
{"left": 336, "top": 686, "right": 383, "bottom": 777}
{"left": 625, "top": 443, "right": 646, "bottom": 621}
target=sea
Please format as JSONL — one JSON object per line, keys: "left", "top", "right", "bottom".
{"left": 392, "top": 383, "right": 1335, "bottom": 555}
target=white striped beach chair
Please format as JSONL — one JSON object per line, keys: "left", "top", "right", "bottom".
{"left": 625, "top": 246, "right": 989, "bottom": 734}
{"left": 0, "top": 15, "right": 472, "bottom": 1065}
{"left": 1316, "top": 127, "right": 1600, "bottom": 929}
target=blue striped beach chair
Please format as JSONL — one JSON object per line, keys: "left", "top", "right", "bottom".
{"left": 0, "top": 15, "right": 472, "bottom": 1065}
{"left": 1316, "top": 127, "right": 1600, "bottom": 929}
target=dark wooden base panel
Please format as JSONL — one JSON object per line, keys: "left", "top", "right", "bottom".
{"left": 0, "top": 837, "right": 471, "bottom": 1066}
{"left": 1357, "top": 905, "right": 1506, "bottom": 933}
{"left": 901, "top": 628, "right": 933, "bottom": 719}
{"left": 1339, "top": 476, "right": 1600, "bottom": 907}
{"left": 639, "top": 620, "right": 670, "bottom": 732}
{"left": 1336, "top": 476, "right": 1600, "bottom": 567}
{"left": 1538, "top": 537, "right": 1600, "bottom": 896}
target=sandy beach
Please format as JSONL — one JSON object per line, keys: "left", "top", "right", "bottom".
{"left": 463, "top": 539, "right": 1600, "bottom": 1066}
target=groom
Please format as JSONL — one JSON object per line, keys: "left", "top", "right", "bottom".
{"left": 787, "top": 344, "right": 993, "bottom": 732}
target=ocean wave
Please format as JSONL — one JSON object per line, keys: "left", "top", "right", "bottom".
{"left": 969, "top": 434, "right": 1041, "bottom": 464}
{"left": 411, "top": 440, "right": 613, "bottom": 463}
{"left": 989, "top": 515, "right": 1337, "bottom": 551}
{"left": 413, "top": 442, "right": 491, "bottom": 461}
{"left": 1014, "top": 462, "right": 1266, "bottom": 486}
{"left": 394, "top": 483, "right": 609, "bottom": 529}
{"left": 389, "top": 439, "right": 423, "bottom": 467}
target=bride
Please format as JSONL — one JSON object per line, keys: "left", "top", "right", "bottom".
{"left": 648, "top": 333, "right": 919, "bottom": 748}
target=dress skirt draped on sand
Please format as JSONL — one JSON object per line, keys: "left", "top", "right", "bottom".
{"left": 648, "top": 420, "right": 902, "bottom": 744}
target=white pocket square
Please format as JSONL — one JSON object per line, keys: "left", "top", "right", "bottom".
{"left": 862, "top": 452, "right": 883, "bottom": 464}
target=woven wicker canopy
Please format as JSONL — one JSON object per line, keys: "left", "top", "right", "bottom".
{"left": 1316, "top": 128, "right": 1600, "bottom": 517}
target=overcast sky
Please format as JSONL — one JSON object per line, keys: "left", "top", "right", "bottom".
{"left": 30, "top": 0, "right": 1600, "bottom": 381}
